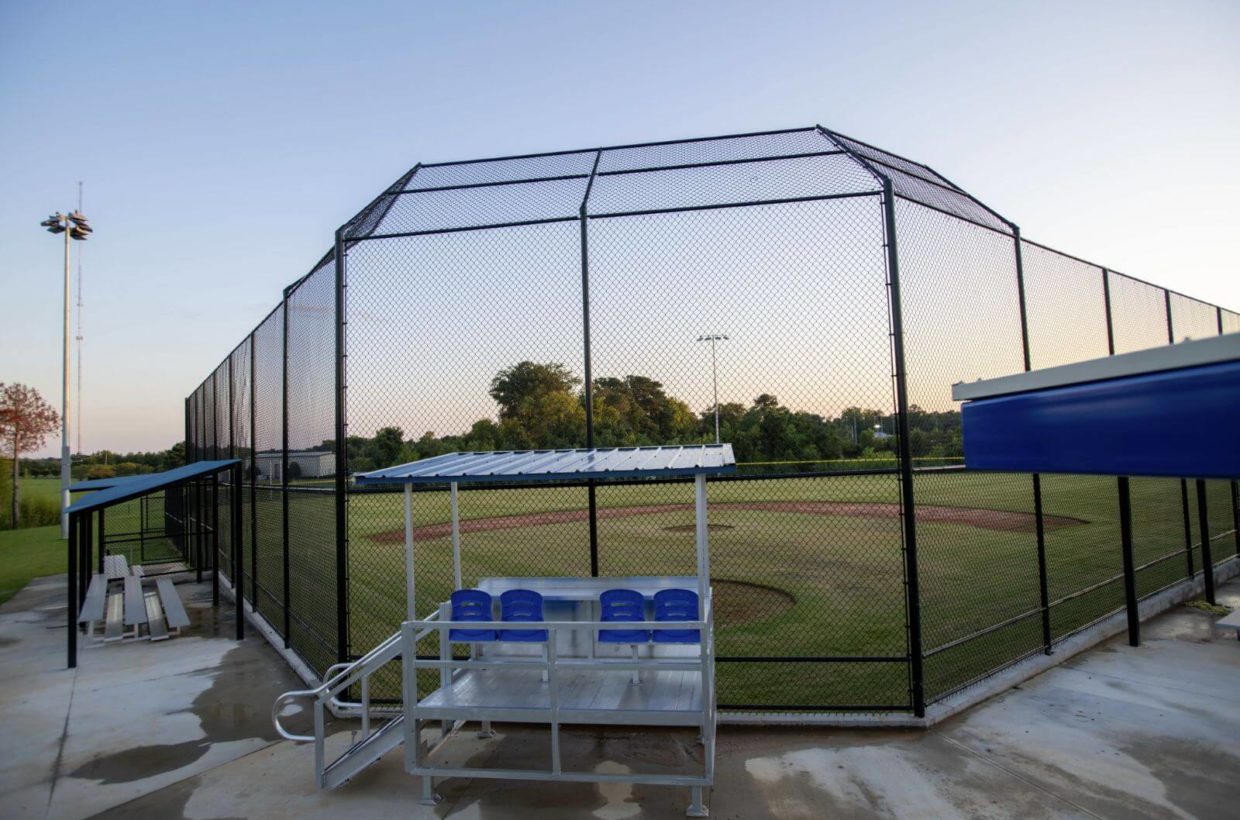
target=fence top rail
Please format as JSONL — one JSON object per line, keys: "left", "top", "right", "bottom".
{"left": 952, "top": 333, "right": 1240, "bottom": 401}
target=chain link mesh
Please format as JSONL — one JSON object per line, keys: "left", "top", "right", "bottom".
{"left": 181, "top": 127, "right": 1238, "bottom": 713}
{"left": 285, "top": 259, "right": 340, "bottom": 674}
{"left": 252, "top": 306, "right": 286, "bottom": 629}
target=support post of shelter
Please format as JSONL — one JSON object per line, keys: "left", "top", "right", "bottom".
{"left": 67, "top": 513, "right": 78, "bottom": 669}
{"left": 695, "top": 474, "right": 709, "bottom": 619}
{"left": 212, "top": 473, "right": 220, "bottom": 608}
{"left": 97, "top": 508, "right": 105, "bottom": 575}
{"left": 233, "top": 462, "right": 245, "bottom": 640}
{"left": 78, "top": 511, "right": 88, "bottom": 606}
{"left": 195, "top": 480, "right": 203, "bottom": 583}
{"left": 404, "top": 484, "right": 416, "bottom": 621}
{"left": 450, "top": 482, "right": 461, "bottom": 590}
{"left": 1196, "top": 480, "right": 1215, "bottom": 605}
{"left": 1118, "top": 477, "right": 1139, "bottom": 646}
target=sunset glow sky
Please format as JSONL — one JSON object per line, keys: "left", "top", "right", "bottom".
{"left": 3, "top": 1, "right": 1238, "bottom": 456}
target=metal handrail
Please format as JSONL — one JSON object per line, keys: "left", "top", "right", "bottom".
{"left": 272, "top": 612, "right": 446, "bottom": 791}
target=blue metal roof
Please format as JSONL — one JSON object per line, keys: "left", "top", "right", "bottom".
{"left": 354, "top": 445, "right": 736, "bottom": 485}
{"left": 65, "top": 460, "right": 240, "bottom": 515}
{"left": 961, "top": 360, "right": 1239, "bottom": 480}
{"left": 70, "top": 475, "right": 142, "bottom": 492}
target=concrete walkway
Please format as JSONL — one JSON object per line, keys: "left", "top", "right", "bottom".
{"left": 2, "top": 574, "right": 1238, "bottom": 819}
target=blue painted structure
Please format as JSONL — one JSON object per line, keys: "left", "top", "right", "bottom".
{"left": 957, "top": 335, "right": 1238, "bottom": 479}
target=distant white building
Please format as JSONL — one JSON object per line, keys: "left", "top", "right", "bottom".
{"left": 254, "top": 450, "right": 336, "bottom": 481}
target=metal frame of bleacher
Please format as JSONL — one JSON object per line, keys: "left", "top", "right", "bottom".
{"left": 273, "top": 445, "right": 733, "bottom": 817}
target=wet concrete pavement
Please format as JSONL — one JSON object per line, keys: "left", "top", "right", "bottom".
{"left": 2, "top": 574, "right": 1238, "bottom": 819}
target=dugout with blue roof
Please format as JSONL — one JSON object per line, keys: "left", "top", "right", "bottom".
{"left": 64, "top": 459, "right": 245, "bottom": 668}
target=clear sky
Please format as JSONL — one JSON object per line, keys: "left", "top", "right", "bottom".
{"left": 2, "top": 1, "right": 1238, "bottom": 456}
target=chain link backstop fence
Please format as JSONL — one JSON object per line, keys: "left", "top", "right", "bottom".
{"left": 185, "top": 126, "right": 1239, "bottom": 716}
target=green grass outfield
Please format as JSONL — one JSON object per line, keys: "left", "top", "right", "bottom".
{"left": 0, "top": 525, "right": 63, "bottom": 605}
{"left": 228, "top": 471, "right": 1236, "bottom": 708}
{"left": 7, "top": 473, "right": 1232, "bottom": 707}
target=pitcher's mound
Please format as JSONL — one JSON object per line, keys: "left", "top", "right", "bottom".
{"left": 712, "top": 579, "right": 795, "bottom": 625}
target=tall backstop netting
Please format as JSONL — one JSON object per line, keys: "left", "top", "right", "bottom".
{"left": 187, "top": 126, "right": 1239, "bottom": 716}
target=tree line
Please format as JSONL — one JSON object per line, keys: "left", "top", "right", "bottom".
{"left": 344, "top": 361, "right": 963, "bottom": 473}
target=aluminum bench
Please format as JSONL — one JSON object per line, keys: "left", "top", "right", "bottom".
{"left": 77, "top": 574, "right": 109, "bottom": 638}
{"left": 123, "top": 575, "right": 148, "bottom": 639}
{"left": 156, "top": 576, "right": 191, "bottom": 635}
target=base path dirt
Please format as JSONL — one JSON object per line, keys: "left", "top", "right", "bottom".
{"left": 369, "top": 500, "right": 1085, "bottom": 543}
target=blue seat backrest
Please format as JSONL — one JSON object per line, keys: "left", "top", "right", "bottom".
{"left": 598, "top": 588, "right": 650, "bottom": 644}
{"left": 498, "top": 589, "right": 548, "bottom": 642}
{"left": 653, "top": 588, "right": 700, "bottom": 643}
{"left": 449, "top": 589, "right": 496, "bottom": 642}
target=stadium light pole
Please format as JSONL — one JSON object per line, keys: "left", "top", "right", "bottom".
{"left": 696, "top": 334, "right": 728, "bottom": 444}
{"left": 40, "top": 210, "right": 93, "bottom": 538}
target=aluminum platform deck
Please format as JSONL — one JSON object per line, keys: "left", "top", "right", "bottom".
{"left": 416, "top": 667, "right": 704, "bottom": 726}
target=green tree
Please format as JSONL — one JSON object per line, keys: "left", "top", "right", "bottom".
{"left": 594, "top": 375, "right": 698, "bottom": 445}
{"left": 489, "top": 362, "right": 581, "bottom": 419}
{"left": 489, "top": 362, "right": 585, "bottom": 448}
{"left": 372, "top": 426, "right": 406, "bottom": 468}
{"left": 0, "top": 383, "right": 60, "bottom": 529}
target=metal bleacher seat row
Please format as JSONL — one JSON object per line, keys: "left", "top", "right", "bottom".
{"left": 76, "top": 555, "right": 191, "bottom": 643}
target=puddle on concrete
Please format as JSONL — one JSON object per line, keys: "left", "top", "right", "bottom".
{"left": 593, "top": 760, "right": 640, "bottom": 819}
{"left": 69, "top": 643, "right": 292, "bottom": 785}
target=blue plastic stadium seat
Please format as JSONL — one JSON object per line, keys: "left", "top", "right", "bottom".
{"left": 497, "top": 589, "right": 548, "bottom": 642}
{"left": 448, "top": 589, "right": 496, "bottom": 642}
{"left": 652, "top": 588, "right": 700, "bottom": 643}
{"left": 598, "top": 589, "right": 650, "bottom": 644}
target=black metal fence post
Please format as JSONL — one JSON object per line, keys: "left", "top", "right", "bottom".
{"left": 1165, "top": 291, "right": 1196, "bottom": 585}
{"left": 1117, "top": 477, "right": 1139, "bottom": 646}
{"left": 1232, "top": 481, "right": 1240, "bottom": 557}
{"left": 250, "top": 331, "right": 258, "bottom": 608}
{"left": 1196, "top": 480, "right": 1215, "bottom": 604}
{"left": 281, "top": 291, "right": 292, "bottom": 648}
{"left": 227, "top": 354, "right": 235, "bottom": 587}
{"left": 580, "top": 150, "right": 602, "bottom": 577}
{"left": 1011, "top": 227, "right": 1052, "bottom": 654}
{"left": 1181, "top": 480, "right": 1195, "bottom": 579}
{"left": 1102, "top": 269, "right": 1116, "bottom": 357}
{"left": 334, "top": 230, "right": 349, "bottom": 663}
{"left": 880, "top": 179, "right": 925, "bottom": 717}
